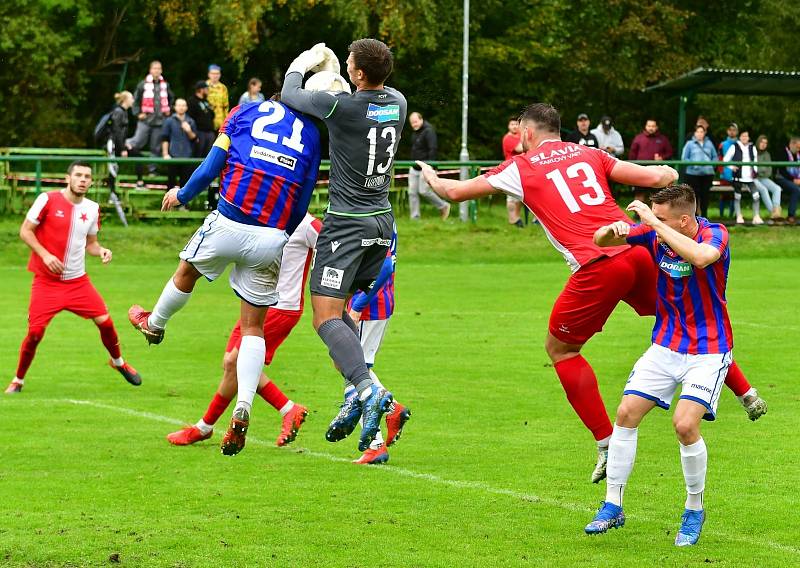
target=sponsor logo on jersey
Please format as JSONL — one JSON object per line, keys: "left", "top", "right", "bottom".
{"left": 366, "top": 103, "right": 400, "bottom": 123}
{"left": 690, "top": 383, "right": 713, "bottom": 394}
{"left": 250, "top": 146, "right": 297, "bottom": 171}
{"left": 331, "top": 240, "right": 341, "bottom": 253}
{"left": 361, "top": 237, "right": 392, "bottom": 247}
{"left": 321, "top": 266, "right": 344, "bottom": 290}
{"left": 528, "top": 145, "right": 582, "bottom": 165}
{"left": 364, "top": 174, "right": 387, "bottom": 188}
{"left": 55, "top": 210, "right": 65, "bottom": 218}
{"left": 659, "top": 258, "right": 693, "bottom": 278}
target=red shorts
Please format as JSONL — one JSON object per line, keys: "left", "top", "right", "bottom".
{"left": 548, "top": 246, "right": 657, "bottom": 345}
{"left": 28, "top": 274, "right": 108, "bottom": 329}
{"left": 225, "top": 308, "right": 302, "bottom": 365}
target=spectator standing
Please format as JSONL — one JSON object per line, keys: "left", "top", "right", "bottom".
{"left": 590, "top": 115, "right": 624, "bottom": 157}
{"left": 408, "top": 112, "right": 450, "bottom": 220}
{"left": 681, "top": 125, "right": 717, "bottom": 217}
{"left": 723, "top": 129, "right": 762, "bottom": 225}
{"left": 503, "top": 117, "right": 524, "bottom": 227}
{"left": 206, "top": 64, "right": 229, "bottom": 130}
{"left": 108, "top": 91, "right": 133, "bottom": 159}
{"left": 689, "top": 116, "right": 716, "bottom": 148}
{"left": 753, "top": 135, "right": 783, "bottom": 222}
{"left": 126, "top": 61, "right": 174, "bottom": 178}
{"left": 238, "top": 78, "right": 265, "bottom": 106}
{"left": 160, "top": 98, "right": 197, "bottom": 192}
{"left": 717, "top": 122, "right": 739, "bottom": 218}
{"left": 775, "top": 137, "right": 800, "bottom": 225}
{"left": 629, "top": 118, "right": 674, "bottom": 202}
{"left": 564, "top": 113, "right": 599, "bottom": 148}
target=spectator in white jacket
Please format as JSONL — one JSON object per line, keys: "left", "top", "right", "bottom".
{"left": 723, "top": 129, "right": 762, "bottom": 225}
{"left": 590, "top": 115, "right": 624, "bottom": 157}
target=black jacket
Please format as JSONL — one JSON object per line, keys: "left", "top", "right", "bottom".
{"left": 187, "top": 95, "right": 215, "bottom": 133}
{"left": 411, "top": 121, "right": 437, "bottom": 170}
{"left": 564, "top": 129, "right": 599, "bottom": 148}
{"left": 109, "top": 105, "right": 129, "bottom": 156}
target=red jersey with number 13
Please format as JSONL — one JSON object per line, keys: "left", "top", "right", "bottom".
{"left": 485, "top": 139, "right": 630, "bottom": 272}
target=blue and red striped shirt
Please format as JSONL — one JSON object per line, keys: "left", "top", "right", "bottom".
{"left": 217, "top": 101, "right": 320, "bottom": 233}
{"left": 349, "top": 230, "right": 396, "bottom": 321}
{"left": 627, "top": 217, "right": 733, "bottom": 354}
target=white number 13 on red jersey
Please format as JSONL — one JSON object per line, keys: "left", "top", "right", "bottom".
{"left": 545, "top": 162, "right": 605, "bottom": 213}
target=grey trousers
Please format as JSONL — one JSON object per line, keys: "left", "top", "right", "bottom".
{"left": 126, "top": 120, "right": 163, "bottom": 158}
{"left": 408, "top": 168, "right": 448, "bottom": 218}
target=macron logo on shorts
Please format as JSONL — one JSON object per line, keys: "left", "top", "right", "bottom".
{"left": 366, "top": 104, "right": 400, "bottom": 123}
{"left": 321, "top": 266, "right": 344, "bottom": 290}
{"left": 331, "top": 241, "right": 341, "bottom": 253}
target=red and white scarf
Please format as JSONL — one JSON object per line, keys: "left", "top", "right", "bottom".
{"left": 141, "top": 74, "right": 170, "bottom": 114}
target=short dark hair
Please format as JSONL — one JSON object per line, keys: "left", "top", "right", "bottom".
{"left": 646, "top": 118, "right": 658, "bottom": 125}
{"left": 518, "top": 103, "right": 560, "bottom": 134}
{"left": 694, "top": 124, "right": 706, "bottom": 132}
{"left": 651, "top": 183, "right": 696, "bottom": 212}
{"left": 348, "top": 38, "right": 393, "bottom": 85}
{"left": 67, "top": 161, "right": 92, "bottom": 175}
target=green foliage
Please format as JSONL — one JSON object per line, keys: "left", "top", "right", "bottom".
{"left": 1, "top": 0, "right": 798, "bottom": 156}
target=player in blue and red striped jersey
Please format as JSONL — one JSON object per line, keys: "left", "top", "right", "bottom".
{"left": 587, "top": 184, "right": 732, "bottom": 546}
{"left": 127, "top": 86, "right": 331, "bottom": 456}
{"left": 343, "top": 228, "right": 410, "bottom": 464}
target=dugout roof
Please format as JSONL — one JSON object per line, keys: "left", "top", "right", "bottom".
{"left": 645, "top": 67, "right": 800, "bottom": 143}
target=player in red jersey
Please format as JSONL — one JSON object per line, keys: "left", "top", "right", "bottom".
{"left": 166, "top": 214, "right": 320, "bottom": 447}
{"left": 6, "top": 162, "right": 141, "bottom": 394}
{"left": 417, "top": 103, "right": 766, "bottom": 482}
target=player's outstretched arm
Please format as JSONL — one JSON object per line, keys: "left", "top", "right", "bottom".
{"left": 626, "top": 200, "right": 721, "bottom": 268}
{"left": 86, "top": 235, "right": 112, "bottom": 264}
{"left": 19, "top": 219, "right": 63, "bottom": 274}
{"left": 162, "top": 136, "right": 229, "bottom": 211}
{"left": 609, "top": 161, "right": 678, "bottom": 189}
{"left": 594, "top": 221, "right": 631, "bottom": 247}
{"left": 281, "top": 48, "right": 337, "bottom": 119}
{"left": 416, "top": 161, "right": 496, "bottom": 202}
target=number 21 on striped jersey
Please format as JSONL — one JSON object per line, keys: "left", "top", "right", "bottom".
{"left": 544, "top": 162, "right": 605, "bottom": 213}
{"left": 250, "top": 101, "right": 305, "bottom": 152}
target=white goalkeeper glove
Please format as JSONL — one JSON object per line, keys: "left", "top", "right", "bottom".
{"left": 309, "top": 43, "right": 341, "bottom": 74}
{"left": 287, "top": 45, "right": 326, "bottom": 76}
{"left": 305, "top": 71, "right": 351, "bottom": 95}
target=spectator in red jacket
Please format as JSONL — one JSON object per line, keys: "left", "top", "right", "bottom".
{"left": 629, "top": 118, "right": 673, "bottom": 202}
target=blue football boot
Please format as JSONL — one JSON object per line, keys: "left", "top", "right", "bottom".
{"left": 325, "top": 389, "right": 362, "bottom": 442}
{"left": 675, "top": 509, "right": 705, "bottom": 546}
{"left": 358, "top": 385, "right": 393, "bottom": 452}
{"left": 584, "top": 501, "right": 625, "bottom": 535}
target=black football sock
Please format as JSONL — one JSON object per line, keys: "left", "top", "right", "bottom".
{"left": 317, "top": 318, "right": 372, "bottom": 396}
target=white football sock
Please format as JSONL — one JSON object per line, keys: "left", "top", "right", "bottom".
{"left": 606, "top": 425, "right": 638, "bottom": 506}
{"left": 368, "top": 368, "right": 384, "bottom": 390}
{"left": 279, "top": 401, "right": 294, "bottom": 416}
{"left": 235, "top": 335, "right": 265, "bottom": 414}
{"left": 369, "top": 428, "right": 385, "bottom": 450}
{"left": 148, "top": 278, "right": 192, "bottom": 330}
{"left": 12, "top": 377, "right": 24, "bottom": 385}
{"left": 112, "top": 357, "right": 124, "bottom": 367}
{"left": 597, "top": 435, "right": 611, "bottom": 450}
{"left": 195, "top": 419, "right": 213, "bottom": 435}
{"left": 680, "top": 438, "right": 707, "bottom": 511}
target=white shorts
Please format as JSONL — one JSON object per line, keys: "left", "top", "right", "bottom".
{"left": 180, "top": 211, "right": 287, "bottom": 307}
{"left": 359, "top": 319, "right": 389, "bottom": 367}
{"left": 624, "top": 344, "right": 732, "bottom": 421}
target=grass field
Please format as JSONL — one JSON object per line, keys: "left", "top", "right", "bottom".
{"left": 1, "top": 209, "right": 799, "bottom": 567}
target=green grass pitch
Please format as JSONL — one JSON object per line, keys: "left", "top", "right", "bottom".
{"left": 0, "top": 210, "right": 799, "bottom": 567}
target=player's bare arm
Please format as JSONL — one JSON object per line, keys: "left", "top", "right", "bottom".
{"left": 627, "top": 200, "right": 721, "bottom": 268}
{"left": 86, "top": 235, "right": 112, "bottom": 264}
{"left": 19, "top": 218, "right": 63, "bottom": 274}
{"left": 416, "top": 160, "right": 496, "bottom": 202}
{"left": 594, "top": 221, "right": 632, "bottom": 247}
{"left": 610, "top": 161, "right": 678, "bottom": 188}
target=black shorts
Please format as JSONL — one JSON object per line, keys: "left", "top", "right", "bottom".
{"left": 310, "top": 211, "right": 394, "bottom": 299}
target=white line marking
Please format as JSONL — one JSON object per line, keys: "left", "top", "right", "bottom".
{"left": 11, "top": 398, "right": 800, "bottom": 557}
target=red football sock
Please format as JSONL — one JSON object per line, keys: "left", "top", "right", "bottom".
{"left": 724, "top": 361, "right": 751, "bottom": 397}
{"left": 97, "top": 318, "right": 122, "bottom": 360}
{"left": 554, "top": 355, "right": 613, "bottom": 441}
{"left": 202, "top": 392, "right": 231, "bottom": 426}
{"left": 16, "top": 328, "right": 45, "bottom": 379}
{"left": 259, "top": 381, "right": 289, "bottom": 412}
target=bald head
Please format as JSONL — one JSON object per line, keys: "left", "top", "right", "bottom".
{"left": 409, "top": 112, "right": 423, "bottom": 131}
